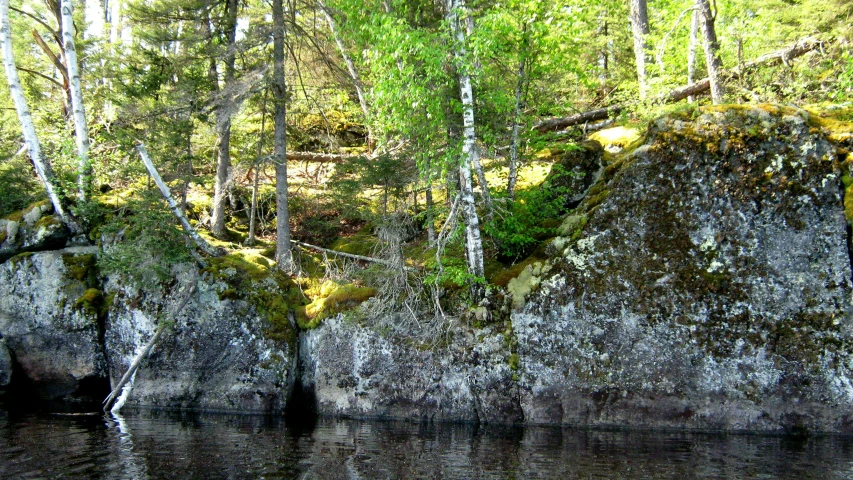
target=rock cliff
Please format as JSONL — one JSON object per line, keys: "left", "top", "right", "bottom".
{"left": 2, "top": 105, "right": 853, "bottom": 433}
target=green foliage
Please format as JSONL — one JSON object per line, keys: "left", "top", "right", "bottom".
{"left": 0, "top": 156, "right": 42, "bottom": 218}
{"left": 97, "top": 191, "right": 193, "bottom": 286}
{"left": 484, "top": 165, "right": 573, "bottom": 261}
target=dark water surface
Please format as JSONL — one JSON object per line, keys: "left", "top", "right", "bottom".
{"left": 2, "top": 408, "right": 853, "bottom": 479}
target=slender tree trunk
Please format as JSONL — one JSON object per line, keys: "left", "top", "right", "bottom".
{"left": 211, "top": 0, "right": 238, "bottom": 238}
{"left": 597, "top": 17, "right": 608, "bottom": 84}
{"left": 696, "top": 0, "right": 724, "bottom": 104}
{"left": 687, "top": 7, "right": 699, "bottom": 102}
{"left": 508, "top": 22, "right": 529, "bottom": 204}
{"left": 60, "top": 0, "right": 93, "bottom": 202}
{"left": 630, "top": 0, "right": 650, "bottom": 100}
{"left": 273, "top": 0, "right": 293, "bottom": 271}
{"left": 447, "top": 0, "right": 485, "bottom": 302}
{"left": 248, "top": 90, "right": 267, "bottom": 246}
{"left": 1, "top": 0, "right": 78, "bottom": 234}
{"left": 319, "top": 1, "right": 373, "bottom": 151}
{"left": 137, "top": 144, "right": 222, "bottom": 257}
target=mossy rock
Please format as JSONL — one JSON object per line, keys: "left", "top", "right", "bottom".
{"left": 73, "top": 288, "right": 104, "bottom": 317}
{"left": 9, "top": 251, "right": 35, "bottom": 267}
{"left": 295, "top": 282, "right": 377, "bottom": 329}
{"left": 62, "top": 253, "right": 99, "bottom": 287}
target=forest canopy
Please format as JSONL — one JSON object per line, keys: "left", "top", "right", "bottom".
{"left": 1, "top": 0, "right": 852, "bottom": 326}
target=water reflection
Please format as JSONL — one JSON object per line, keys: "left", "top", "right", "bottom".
{"left": 1, "top": 408, "right": 852, "bottom": 479}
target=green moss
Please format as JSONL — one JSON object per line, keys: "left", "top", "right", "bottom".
{"left": 62, "top": 253, "right": 98, "bottom": 287}
{"left": 508, "top": 353, "right": 520, "bottom": 371}
{"left": 74, "top": 288, "right": 104, "bottom": 317}
{"left": 295, "top": 281, "right": 377, "bottom": 329}
{"left": 0, "top": 230, "right": 6, "bottom": 245}
{"left": 5, "top": 211, "right": 22, "bottom": 222}
{"left": 845, "top": 185, "right": 853, "bottom": 225}
{"left": 23, "top": 199, "right": 51, "bottom": 216}
{"left": 330, "top": 225, "right": 377, "bottom": 257}
{"left": 34, "top": 215, "right": 61, "bottom": 229}
{"left": 218, "top": 288, "right": 239, "bottom": 300}
{"left": 9, "top": 251, "right": 34, "bottom": 267}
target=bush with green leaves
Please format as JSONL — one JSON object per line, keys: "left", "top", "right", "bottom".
{"left": 97, "top": 191, "right": 193, "bottom": 286}
{"left": 0, "top": 156, "right": 42, "bottom": 217}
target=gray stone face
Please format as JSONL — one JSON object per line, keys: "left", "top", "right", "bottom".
{"left": 0, "top": 338, "right": 11, "bottom": 389}
{"left": 511, "top": 106, "right": 853, "bottom": 433}
{"left": 0, "top": 247, "right": 107, "bottom": 400}
{"left": 104, "top": 265, "right": 296, "bottom": 413}
{"left": 299, "top": 316, "right": 522, "bottom": 423}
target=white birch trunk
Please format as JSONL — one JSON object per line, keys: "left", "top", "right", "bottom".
{"left": 1, "top": 0, "right": 78, "bottom": 233}
{"left": 696, "top": 0, "right": 724, "bottom": 104}
{"left": 61, "top": 0, "right": 93, "bottom": 202}
{"left": 447, "top": 0, "right": 485, "bottom": 301}
{"left": 630, "top": 0, "right": 650, "bottom": 100}
{"left": 687, "top": 8, "right": 699, "bottom": 102}
{"left": 136, "top": 144, "right": 222, "bottom": 257}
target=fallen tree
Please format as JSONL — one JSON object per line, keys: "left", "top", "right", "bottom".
{"left": 534, "top": 36, "right": 823, "bottom": 133}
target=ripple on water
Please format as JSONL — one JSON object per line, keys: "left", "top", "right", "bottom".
{"left": 1, "top": 410, "right": 853, "bottom": 479}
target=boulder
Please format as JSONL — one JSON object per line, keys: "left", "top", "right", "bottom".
{"left": 299, "top": 315, "right": 522, "bottom": 423}
{"left": 0, "top": 337, "right": 11, "bottom": 389}
{"left": 512, "top": 105, "right": 853, "bottom": 433}
{"left": 104, "top": 258, "right": 298, "bottom": 413}
{"left": 0, "top": 201, "right": 69, "bottom": 263}
{"left": 0, "top": 247, "right": 108, "bottom": 401}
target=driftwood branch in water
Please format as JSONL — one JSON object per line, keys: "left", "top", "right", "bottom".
{"left": 136, "top": 142, "right": 224, "bottom": 257}
{"left": 103, "top": 283, "right": 197, "bottom": 412}
{"left": 534, "top": 36, "right": 823, "bottom": 132}
{"left": 293, "top": 240, "right": 415, "bottom": 271}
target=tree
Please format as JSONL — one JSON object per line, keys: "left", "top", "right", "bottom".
{"left": 208, "top": 0, "right": 240, "bottom": 239}
{"left": 629, "top": 0, "right": 650, "bottom": 100}
{"left": 446, "top": 0, "right": 485, "bottom": 301}
{"left": 1, "top": 0, "right": 78, "bottom": 233}
{"left": 696, "top": 0, "right": 724, "bottom": 103}
{"left": 60, "top": 0, "right": 93, "bottom": 201}
{"left": 272, "top": 0, "right": 292, "bottom": 271}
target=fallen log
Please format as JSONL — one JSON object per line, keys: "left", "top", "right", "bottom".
{"left": 293, "top": 239, "right": 416, "bottom": 271}
{"left": 534, "top": 36, "right": 823, "bottom": 132}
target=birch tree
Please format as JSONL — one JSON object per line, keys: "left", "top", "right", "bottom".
{"left": 1, "top": 0, "right": 78, "bottom": 233}
{"left": 696, "top": 0, "right": 724, "bottom": 103}
{"left": 629, "top": 0, "right": 650, "bottom": 100}
{"left": 60, "top": 0, "right": 93, "bottom": 201}
{"left": 446, "top": 0, "right": 485, "bottom": 301}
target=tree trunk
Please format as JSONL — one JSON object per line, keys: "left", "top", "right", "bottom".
{"left": 687, "top": 7, "right": 699, "bottom": 102}
{"left": 447, "top": 0, "right": 485, "bottom": 302}
{"left": 1, "top": 0, "right": 79, "bottom": 234}
{"left": 210, "top": 0, "right": 239, "bottom": 239}
{"left": 273, "top": 0, "right": 293, "bottom": 272}
{"left": 508, "top": 23, "right": 529, "bottom": 204}
{"left": 60, "top": 0, "right": 93, "bottom": 202}
{"left": 319, "top": 1, "right": 374, "bottom": 151}
{"left": 136, "top": 143, "right": 222, "bottom": 257}
{"left": 248, "top": 91, "right": 267, "bottom": 246}
{"left": 696, "top": 0, "right": 724, "bottom": 104}
{"left": 630, "top": 0, "right": 650, "bottom": 100}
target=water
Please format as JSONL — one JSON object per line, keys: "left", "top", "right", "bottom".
{"left": 1, "top": 408, "right": 853, "bottom": 479}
